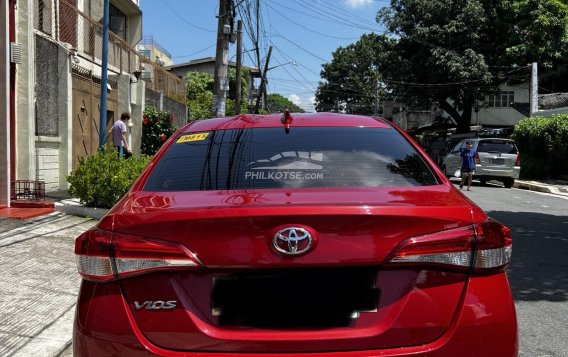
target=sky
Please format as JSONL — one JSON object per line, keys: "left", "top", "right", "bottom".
{"left": 140, "top": 0, "right": 390, "bottom": 112}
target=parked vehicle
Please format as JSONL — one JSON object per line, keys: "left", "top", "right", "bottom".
{"left": 442, "top": 137, "right": 521, "bottom": 188}
{"left": 73, "top": 112, "right": 517, "bottom": 356}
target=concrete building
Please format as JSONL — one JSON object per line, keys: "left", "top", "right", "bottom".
{"left": 166, "top": 57, "right": 262, "bottom": 107}
{"left": 136, "top": 35, "right": 174, "bottom": 75}
{"left": 1, "top": 0, "right": 155, "bottom": 206}
{"left": 388, "top": 83, "right": 568, "bottom": 131}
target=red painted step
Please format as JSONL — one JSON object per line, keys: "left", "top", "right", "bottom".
{"left": 0, "top": 206, "right": 54, "bottom": 220}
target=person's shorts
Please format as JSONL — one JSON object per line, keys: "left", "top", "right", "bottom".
{"left": 115, "top": 146, "right": 132, "bottom": 158}
{"left": 461, "top": 169, "right": 475, "bottom": 176}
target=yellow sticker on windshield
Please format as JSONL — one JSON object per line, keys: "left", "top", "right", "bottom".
{"left": 177, "top": 133, "right": 209, "bottom": 143}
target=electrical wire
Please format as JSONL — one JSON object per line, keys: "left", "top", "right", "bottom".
{"left": 162, "top": 1, "right": 215, "bottom": 33}
{"left": 172, "top": 44, "right": 217, "bottom": 59}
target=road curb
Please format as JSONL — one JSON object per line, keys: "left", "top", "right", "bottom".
{"left": 55, "top": 199, "right": 108, "bottom": 220}
{"left": 513, "top": 180, "right": 567, "bottom": 197}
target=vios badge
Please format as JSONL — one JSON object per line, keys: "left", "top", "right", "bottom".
{"left": 273, "top": 227, "right": 313, "bottom": 255}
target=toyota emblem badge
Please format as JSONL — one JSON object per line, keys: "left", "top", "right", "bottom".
{"left": 273, "top": 227, "right": 313, "bottom": 255}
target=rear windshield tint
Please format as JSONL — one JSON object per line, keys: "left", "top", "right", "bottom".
{"left": 143, "top": 127, "right": 438, "bottom": 191}
{"left": 477, "top": 140, "right": 518, "bottom": 154}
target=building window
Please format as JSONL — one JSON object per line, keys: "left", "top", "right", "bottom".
{"left": 487, "top": 91, "right": 514, "bottom": 108}
{"left": 139, "top": 50, "right": 151, "bottom": 59}
{"left": 109, "top": 4, "right": 127, "bottom": 41}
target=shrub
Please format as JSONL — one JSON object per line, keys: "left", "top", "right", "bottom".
{"left": 513, "top": 114, "right": 568, "bottom": 179}
{"left": 67, "top": 146, "right": 152, "bottom": 208}
{"left": 142, "top": 106, "right": 178, "bottom": 156}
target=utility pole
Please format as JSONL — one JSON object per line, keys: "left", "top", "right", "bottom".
{"left": 213, "top": 0, "right": 231, "bottom": 117}
{"left": 374, "top": 65, "right": 379, "bottom": 117}
{"left": 235, "top": 20, "right": 243, "bottom": 114}
{"left": 529, "top": 62, "right": 538, "bottom": 117}
{"left": 99, "top": 0, "right": 110, "bottom": 147}
{"left": 254, "top": 46, "right": 272, "bottom": 114}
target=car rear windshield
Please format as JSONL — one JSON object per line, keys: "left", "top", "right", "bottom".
{"left": 477, "top": 140, "right": 518, "bottom": 154}
{"left": 143, "top": 127, "right": 438, "bottom": 191}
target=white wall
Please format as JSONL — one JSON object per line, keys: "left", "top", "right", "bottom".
{"left": 0, "top": 0, "right": 10, "bottom": 206}
{"left": 474, "top": 85, "right": 530, "bottom": 126}
{"left": 35, "top": 140, "right": 60, "bottom": 191}
{"left": 16, "top": 0, "right": 36, "bottom": 182}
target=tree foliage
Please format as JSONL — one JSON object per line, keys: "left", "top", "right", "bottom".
{"left": 512, "top": 114, "right": 568, "bottom": 178}
{"left": 315, "top": 33, "right": 398, "bottom": 114}
{"left": 67, "top": 147, "right": 151, "bottom": 208}
{"left": 316, "top": 0, "right": 568, "bottom": 132}
{"left": 142, "top": 106, "right": 177, "bottom": 156}
{"left": 266, "top": 93, "right": 305, "bottom": 113}
{"left": 185, "top": 68, "right": 250, "bottom": 121}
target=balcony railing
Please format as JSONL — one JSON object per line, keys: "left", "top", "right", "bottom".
{"left": 34, "top": 0, "right": 185, "bottom": 100}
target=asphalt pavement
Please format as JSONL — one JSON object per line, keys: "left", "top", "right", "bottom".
{"left": 0, "top": 179, "right": 565, "bottom": 357}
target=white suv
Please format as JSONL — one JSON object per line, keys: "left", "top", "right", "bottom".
{"left": 442, "top": 138, "right": 521, "bottom": 188}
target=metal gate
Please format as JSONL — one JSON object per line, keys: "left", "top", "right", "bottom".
{"left": 71, "top": 65, "right": 118, "bottom": 169}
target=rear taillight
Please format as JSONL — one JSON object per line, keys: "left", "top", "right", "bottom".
{"left": 75, "top": 229, "right": 114, "bottom": 282}
{"left": 473, "top": 219, "right": 512, "bottom": 272}
{"left": 474, "top": 152, "right": 480, "bottom": 165}
{"left": 387, "top": 219, "right": 512, "bottom": 273}
{"left": 515, "top": 154, "right": 521, "bottom": 166}
{"left": 75, "top": 229, "right": 201, "bottom": 282}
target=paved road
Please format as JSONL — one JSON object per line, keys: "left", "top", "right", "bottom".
{"left": 454, "top": 180, "right": 568, "bottom": 357}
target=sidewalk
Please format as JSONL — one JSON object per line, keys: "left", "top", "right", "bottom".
{"left": 0, "top": 211, "right": 96, "bottom": 357}
{"left": 513, "top": 179, "right": 568, "bottom": 197}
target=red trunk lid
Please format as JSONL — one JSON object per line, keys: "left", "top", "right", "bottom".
{"left": 109, "top": 186, "right": 479, "bottom": 353}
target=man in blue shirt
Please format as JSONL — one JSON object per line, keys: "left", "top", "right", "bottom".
{"left": 460, "top": 141, "right": 476, "bottom": 191}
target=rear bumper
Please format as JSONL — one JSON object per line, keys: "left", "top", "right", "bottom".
{"left": 74, "top": 273, "right": 517, "bottom": 357}
{"left": 475, "top": 166, "right": 520, "bottom": 179}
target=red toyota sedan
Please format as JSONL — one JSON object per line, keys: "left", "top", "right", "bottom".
{"left": 73, "top": 112, "right": 517, "bottom": 356}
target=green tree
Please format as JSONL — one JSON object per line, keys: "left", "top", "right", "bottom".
{"left": 316, "top": 1, "right": 568, "bottom": 132}
{"left": 315, "top": 33, "right": 398, "bottom": 115}
{"left": 376, "top": 0, "right": 568, "bottom": 132}
{"left": 185, "top": 68, "right": 249, "bottom": 121}
{"left": 266, "top": 93, "right": 305, "bottom": 113}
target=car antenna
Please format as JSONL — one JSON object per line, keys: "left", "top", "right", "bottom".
{"left": 281, "top": 109, "right": 293, "bottom": 134}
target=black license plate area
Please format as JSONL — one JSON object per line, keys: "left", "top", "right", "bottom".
{"left": 490, "top": 158, "right": 505, "bottom": 165}
{"left": 211, "top": 268, "right": 378, "bottom": 329}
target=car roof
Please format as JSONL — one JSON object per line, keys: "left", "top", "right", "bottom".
{"left": 181, "top": 112, "right": 393, "bottom": 133}
{"left": 458, "top": 137, "right": 515, "bottom": 143}
{"left": 476, "top": 138, "right": 515, "bottom": 142}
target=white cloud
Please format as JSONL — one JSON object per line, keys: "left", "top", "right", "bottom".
{"left": 288, "top": 94, "right": 302, "bottom": 106}
{"left": 287, "top": 94, "right": 316, "bottom": 112}
{"left": 344, "top": 0, "right": 373, "bottom": 9}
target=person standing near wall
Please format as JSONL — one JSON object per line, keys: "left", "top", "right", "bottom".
{"left": 108, "top": 112, "right": 132, "bottom": 158}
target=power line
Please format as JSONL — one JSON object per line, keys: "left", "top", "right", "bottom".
{"left": 172, "top": 44, "right": 216, "bottom": 59}
{"left": 162, "top": 1, "right": 215, "bottom": 33}
{"left": 264, "top": 2, "right": 361, "bottom": 40}
{"left": 269, "top": 32, "right": 328, "bottom": 62}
